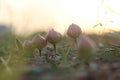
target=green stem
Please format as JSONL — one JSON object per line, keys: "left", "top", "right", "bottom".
{"left": 74, "top": 38, "right": 77, "bottom": 44}
{"left": 62, "top": 43, "right": 73, "bottom": 64}
{"left": 53, "top": 43, "right": 56, "bottom": 53}
{"left": 66, "top": 43, "right": 73, "bottom": 56}
{"left": 38, "top": 49, "right": 41, "bottom": 56}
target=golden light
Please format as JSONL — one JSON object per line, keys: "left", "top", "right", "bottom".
{"left": 55, "top": 0, "right": 101, "bottom": 34}
{"left": 0, "top": 0, "right": 120, "bottom": 36}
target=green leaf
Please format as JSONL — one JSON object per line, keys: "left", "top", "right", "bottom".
{"left": 15, "top": 38, "right": 23, "bottom": 50}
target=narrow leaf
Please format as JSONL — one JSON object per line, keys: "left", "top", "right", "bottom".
{"left": 15, "top": 38, "right": 23, "bottom": 50}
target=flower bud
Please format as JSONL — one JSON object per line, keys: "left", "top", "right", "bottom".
{"left": 77, "top": 35, "right": 96, "bottom": 62}
{"left": 67, "top": 23, "right": 82, "bottom": 39}
{"left": 32, "top": 34, "right": 47, "bottom": 49}
{"left": 46, "top": 29, "right": 62, "bottom": 44}
{"left": 23, "top": 40, "right": 33, "bottom": 50}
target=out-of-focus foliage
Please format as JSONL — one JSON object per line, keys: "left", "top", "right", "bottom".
{"left": 0, "top": 28, "right": 120, "bottom": 80}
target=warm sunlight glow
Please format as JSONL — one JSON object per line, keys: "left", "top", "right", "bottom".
{"left": 55, "top": 0, "right": 101, "bottom": 34}
{"left": 0, "top": 0, "right": 120, "bottom": 35}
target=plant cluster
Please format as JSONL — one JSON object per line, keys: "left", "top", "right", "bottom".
{"left": 1, "top": 23, "right": 120, "bottom": 80}
{"left": 21, "top": 23, "right": 97, "bottom": 65}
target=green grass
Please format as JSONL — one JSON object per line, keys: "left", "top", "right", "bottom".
{"left": 0, "top": 31, "right": 120, "bottom": 80}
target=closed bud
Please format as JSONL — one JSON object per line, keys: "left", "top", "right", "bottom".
{"left": 23, "top": 40, "right": 33, "bottom": 50}
{"left": 67, "top": 23, "right": 82, "bottom": 39}
{"left": 32, "top": 34, "right": 47, "bottom": 49}
{"left": 46, "top": 29, "right": 62, "bottom": 44}
{"left": 77, "top": 35, "right": 96, "bottom": 62}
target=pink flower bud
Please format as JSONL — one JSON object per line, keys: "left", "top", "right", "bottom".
{"left": 77, "top": 35, "right": 96, "bottom": 53}
{"left": 67, "top": 23, "right": 82, "bottom": 39}
{"left": 77, "top": 35, "right": 96, "bottom": 62}
{"left": 23, "top": 40, "right": 33, "bottom": 50}
{"left": 46, "top": 29, "right": 62, "bottom": 44}
{"left": 32, "top": 34, "right": 47, "bottom": 49}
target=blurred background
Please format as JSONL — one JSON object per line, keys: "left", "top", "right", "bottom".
{"left": 0, "top": 1, "right": 120, "bottom": 80}
{"left": 0, "top": 0, "right": 120, "bottom": 36}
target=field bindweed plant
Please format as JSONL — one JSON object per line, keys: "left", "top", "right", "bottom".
{"left": 46, "top": 29, "right": 62, "bottom": 53}
{"left": 67, "top": 23, "right": 82, "bottom": 43}
{"left": 21, "top": 23, "right": 97, "bottom": 66}
{"left": 16, "top": 23, "right": 99, "bottom": 73}
{"left": 23, "top": 40, "right": 34, "bottom": 51}
{"left": 32, "top": 34, "right": 47, "bottom": 56}
{"left": 77, "top": 35, "right": 97, "bottom": 65}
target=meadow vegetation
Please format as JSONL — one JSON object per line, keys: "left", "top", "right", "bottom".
{"left": 0, "top": 23, "right": 120, "bottom": 80}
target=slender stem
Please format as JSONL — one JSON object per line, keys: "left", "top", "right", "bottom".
{"left": 63, "top": 42, "right": 73, "bottom": 64}
{"left": 66, "top": 42, "right": 73, "bottom": 56}
{"left": 74, "top": 38, "right": 77, "bottom": 44}
{"left": 38, "top": 49, "right": 41, "bottom": 56}
{"left": 53, "top": 43, "right": 56, "bottom": 53}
